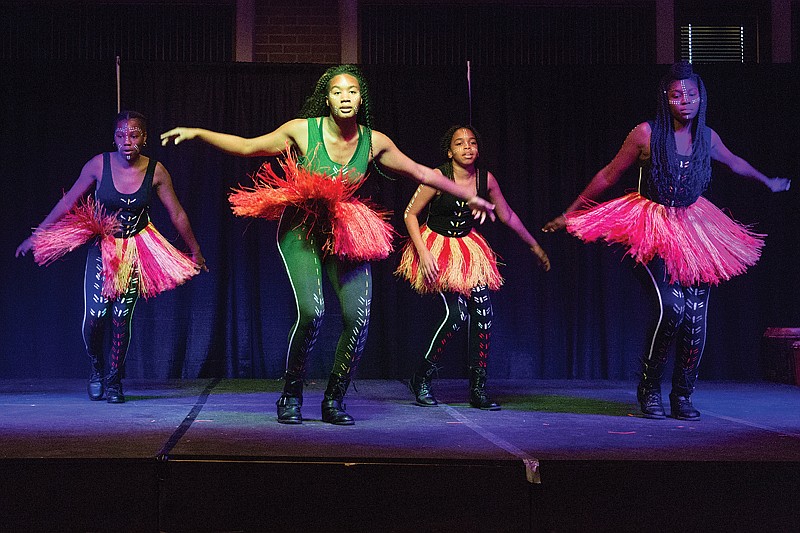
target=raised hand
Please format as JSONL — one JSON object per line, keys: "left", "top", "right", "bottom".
{"left": 767, "top": 177, "right": 792, "bottom": 193}
{"left": 160, "top": 127, "right": 197, "bottom": 147}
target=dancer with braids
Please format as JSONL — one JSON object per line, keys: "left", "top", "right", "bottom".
{"left": 397, "top": 125, "right": 550, "bottom": 410}
{"left": 16, "top": 111, "right": 206, "bottom": 403}
{"left": 542, "top": 62, "right": 791, "bottom": 420}
{"left": 161, "top": 64, "right": 494, "bottom": 425}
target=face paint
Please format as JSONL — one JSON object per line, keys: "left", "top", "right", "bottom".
{"left": 667, "top": 80, "right": 701, "bottom": 105}
{"left": 115, "top": 122, "right": 145, "bottom": 161}
{"left": 115, "top": 125, "right": 144, "bottom": 137}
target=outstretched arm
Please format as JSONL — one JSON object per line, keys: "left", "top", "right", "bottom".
{"left": 542, "top": 122, "right": 648, "bottom": 232}
{"left": 153, "top": 163, "right": 207, "bottom": 271}
{"left": 160, "top": 119, "right": 308, "bottom": 158}
{"left": 15, "top": 155, "right": 101, "bottom": 257}
{"left": 488, "top": 172, "right": 550, "bottom": 271}
{"left": 403, "top": 183, "right": 440, "bottom": 284}
{"left": 371, "top": 131, "right": 495, "bottom": 222}
{"left": 709, "top": 128, "right": 791, "bottom": 192}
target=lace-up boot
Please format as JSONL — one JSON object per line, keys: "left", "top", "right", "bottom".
{"left": 105, "top": 369, "right": 125, "bottom": 404}
{"left": 669, "top": 393, "right": 700, "bottom": 420}
{"left": 468, "top": 367, "right": 500, "bottom": 410}
{"left": 322, "top": 373, "right": 354, "bottom": 425}
{"left": 409, "top": 360, "right": 438, "bottom": 406}
{"left": 87, "top": 357, "right": 105, "bottom": 401}
{"left": 276, "top": 372, "right": 304, "bottom": 424}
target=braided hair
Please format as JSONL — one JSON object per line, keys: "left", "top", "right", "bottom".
{"left": 649, "top": 61, "right": 712, "bottom": 203}
{"left": 297, "top": 63, "right": 393, "bottom": 178}
{"left": 297, "top": 64, "right": 373, "bottom": 130}
{"left": 437, "top": 124, "right": 482, "bottom": 180}
{"left": 115, "top": 110, "right": 147, "bottom": 132}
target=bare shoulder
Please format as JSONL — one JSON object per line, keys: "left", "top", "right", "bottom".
{"left": 153, "top": 160, "right": 172, "bottom": 184}
{"left": 369, "top": 129, "right": 393, "bottom": 149}
{"left": 85, "top": 152, "right": 105, "bottom": 169}
{"left": 630, "top": 122, "right": 651, "bottom": 142}
{"left": 82, "top": 153, "right": 105, "bottom": 178}
{"left": 283, "top": 117, "right": 309, "bottom": 132}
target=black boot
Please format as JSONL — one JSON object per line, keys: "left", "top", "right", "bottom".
{"left": 637, "top": 358, "right": 666, "bottom": 419}
{"left": 670, "top": 343, "right": 702, "bottom": 420}
{"left": 637, "top": 382, "right": 665, "bottom": 419}
{"left": 276, "top": 372, "right": 304, "bottom": 424}
{"left": 87, "top": 357, "right": 105, "bottom": 401}
{"left": 409, "top": 360, "right": 438, "bottom": 406}
{"left": 322, "top": 373, "right": 354, "bottom": 425}
{"left": 669, "top": 393, "right": 700, "bottom": 420}
{"left": 468, "top": 367, "right": 500, "bottom": 410}
{"left": 105, "top": 369, "right": 125, "bottom": 404}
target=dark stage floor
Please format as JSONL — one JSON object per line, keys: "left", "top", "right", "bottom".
{"left": 1, "top": 378, "right": 799, "bottom": 532}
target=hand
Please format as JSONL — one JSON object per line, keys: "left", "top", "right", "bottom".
{"left": 767, "top": 177, "right": 791, "bottom": 193}
{"left": 419, "top": 250, "right": 439, "bottom": 286}
{"left": 467, "top": 196, "right": 496, "bottom": 224}
{"left": 192, "top": 251, "right": 209, "bottom": 272}
{"left": 15, "top": 236, "right": 34, "bottom": 258}
{"left": 530, "top": 244, "right": 551, "bottom": 272}
{"left": 541, "top": 214, "right": 567, "bottom": 233}
{"left": 161, "top": 127, "right": 197, "bottom": 147}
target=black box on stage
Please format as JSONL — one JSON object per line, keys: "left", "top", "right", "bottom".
{"left": 760, "top": 327, "right": 800, "bottom": 385}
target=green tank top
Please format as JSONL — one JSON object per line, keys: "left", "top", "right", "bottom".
{"left": 300, "top": 117, "right": 371, "bottom": 182}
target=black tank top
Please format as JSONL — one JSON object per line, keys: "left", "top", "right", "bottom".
{"left": 426, "top": 166, "right": 488, "bottom": 238}
{"left": 96, "top": 152, "right": 154, "bottom": 237}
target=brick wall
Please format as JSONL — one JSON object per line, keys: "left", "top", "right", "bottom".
{"left": 254, "top": 0, "right": 341, "bottom": 63}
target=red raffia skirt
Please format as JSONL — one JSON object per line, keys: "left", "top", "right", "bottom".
{"left": 228, "top": 155, "right": 394, "bottom": 261}
{"left": 31, "top": 197, "right": 199, "bottom": 299}
{"left": 395, "top": 225, "right": 503, "bottom": 296}
{"left": 565, "top": 192, "right": 765, "bottom": 286}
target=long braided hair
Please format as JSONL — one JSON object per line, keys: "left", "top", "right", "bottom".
{"left": 650, "top": 61, "right": 712, "bottom": 203}
{"left": 297, "top": 64, "right": 391, "bottom": 178}
{"left": 297, "top": 64, "right": 374, "bottom": 129}
{"left": 437, "top": 124, "right": 482, "bottom": 180}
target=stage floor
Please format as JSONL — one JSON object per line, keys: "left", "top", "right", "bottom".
{"left": 1, "top": 378, "right": 799, "bottom": 532}
{"left": 1, "top": 378, "right": 798, "bottom": 461}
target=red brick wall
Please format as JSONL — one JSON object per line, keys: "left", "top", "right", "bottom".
{"left": 254, "top": 0, "right": 341, "bottom": 63}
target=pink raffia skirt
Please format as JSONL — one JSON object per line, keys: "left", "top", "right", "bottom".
{"left": 395, "top": 225, "right": 503, "bottom": 295}
{"left": 565, "top": 192, "right": 765, "bottom": 286}
{"left": 229, "top": 155, "right": 394, "bottom": 261}
{"left": 31, "top": 197, "right": 199, "bottom": 299}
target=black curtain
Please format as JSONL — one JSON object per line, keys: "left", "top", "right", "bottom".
{"left": 2, "top": 61, "right": 798, "bottom": 381}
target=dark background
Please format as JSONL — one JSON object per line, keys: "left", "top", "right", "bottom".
{"left": 1, "top": 61, "right": 798, "bottom": 381}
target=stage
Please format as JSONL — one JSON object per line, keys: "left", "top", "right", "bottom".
{"left": 1, "top": 378, "right": 798, "bottom": 532}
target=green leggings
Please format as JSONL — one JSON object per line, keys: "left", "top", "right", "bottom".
{"left": 277, "top": 208, "right": 372, "bottom": 379}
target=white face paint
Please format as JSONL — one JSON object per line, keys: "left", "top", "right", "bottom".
{"left": 665, "top": 79, "right": 701, "bottom": 122}
{"left": 667, "top": 79, "right": 701, "bottom": 106}
{"left": 114, "top": 121, "right": 146, "bottom": 161}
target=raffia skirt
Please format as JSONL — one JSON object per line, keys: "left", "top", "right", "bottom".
{"left": 565, "top": 192, "right": 764, "bottom": 286}
{"left": 31, "top": 197, "right": 199, "bottom": 299}
{"left": 228, "top": 155, "right": 394, "bottom": 261}
{"left": 395, "top": 225, "right": 503, "bottom": 296}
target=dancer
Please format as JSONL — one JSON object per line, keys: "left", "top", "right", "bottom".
{"left": 16, "top": 111, "right": 206, "bottom": 403}
{"left": 161, "top": 64, "right": 494, "bottom": 425}
{"left": 542, "top": 62, "right": 791, "bottom": 420}
{"left": 396, "top": 125, "right": 550, "bottom": 410}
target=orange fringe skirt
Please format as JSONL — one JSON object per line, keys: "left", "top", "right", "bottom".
{"left": 395, "top": 226, "right": 503, "bottom": 295}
